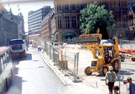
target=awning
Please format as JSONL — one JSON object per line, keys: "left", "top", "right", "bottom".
{"left": 63, "top": 32, "right": 76, "bottom": 37}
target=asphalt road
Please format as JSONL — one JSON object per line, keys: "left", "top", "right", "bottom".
{"left": 7, "top": 48, "right": 71, "bottom": 94}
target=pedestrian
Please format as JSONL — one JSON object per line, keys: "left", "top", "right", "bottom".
{"left": 126, "top": 77, "right": 135, "bottom": 94}
{"left": 105, "top": 66, "right": 116, "bottom": 94}
{"left": 113, "top": 86, "right": 119, "bottom": 94}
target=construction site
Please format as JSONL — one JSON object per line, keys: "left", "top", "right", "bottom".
{"left": 41, "top": 29, "right": 135, "bottom": 94}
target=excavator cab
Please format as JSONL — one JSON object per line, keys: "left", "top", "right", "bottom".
{"left": 104, "top": 46, "right": 114, "bottom": 64}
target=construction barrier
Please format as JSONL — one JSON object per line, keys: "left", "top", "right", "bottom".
{"left": 119, "top": 48, "right": 135, "bottom": 54}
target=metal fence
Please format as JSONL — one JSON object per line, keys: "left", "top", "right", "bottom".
{"left": 118, "top": 39, "right": 135, "bottom": 49}
{"left": 62, "top": 50, "right": 80, "bottom": 82}
{"left": 63, "top": 38, "right": 77, "bottom": 44}
{"left": 44, "top": 42, "right": 80, "bottom": 82}
{"left": 44, "top": 42, "right": 59, "bottom": 65}
{"left": 62, "top": 38, "right": 135, "bottom": 49}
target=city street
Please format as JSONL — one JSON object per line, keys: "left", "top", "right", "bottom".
{"left": 7, "top": 48, "right": 103, "bottom": 94}
{"left": 7, "top": 48, "right": 71, "bottom": 94}
{"left": 0, "top": 0, "right": 135, "bottom": 94}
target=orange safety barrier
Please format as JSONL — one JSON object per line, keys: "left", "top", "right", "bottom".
{"left": 59, "top": 49, "right": 63, "bottom": 61}
{"left": 119, "top": 48, "right": 135, "bottom": 54}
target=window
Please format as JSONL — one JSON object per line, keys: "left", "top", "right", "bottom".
{"left": 65, "top": 5, "right": 69, "bottom": 10}
{"left": 57, "top": 5, "right": 62, "bottom": 11}
{"left": 123, "top": 9, "right": 127, "bottom": 15}
{"left": 65, "top": 16, "right": 70, "bottom": 29}
{"left": 71, "top": 5, "right": 76, "bottom": 10}
{"left": 72, "top": 16, "right": 76, "bottom": 29}
{"left": 118, "top": 10, "right": 121, "bottom": 17}
{"left": 119, "top": 1, "right": 120, "bottom": 7}
{"left": 58, "top": 16, "right": 62, "bottom": 29}
{"left": 81, "top": 4, "right": 87, "bottom": 9}
{"left": 77, "top": 16, "right": 80, "bottom": 28}
{"left": 12, "top": 45, "right": 22, "bottom": 50}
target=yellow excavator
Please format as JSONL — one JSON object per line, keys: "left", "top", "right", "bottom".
{"left": 77, "top": 29, "right": 121, "bottom": 76}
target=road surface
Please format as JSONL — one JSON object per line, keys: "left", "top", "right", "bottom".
{"left": 7, "top": 48, "right": 71, "bottom": 94}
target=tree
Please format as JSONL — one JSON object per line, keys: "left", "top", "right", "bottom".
{"left": 80, "top": 3, "right": 114, "bottom": 39}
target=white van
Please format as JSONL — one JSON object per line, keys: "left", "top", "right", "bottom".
{"left": 9, "top": 39, "right": 26, "bottom": 58}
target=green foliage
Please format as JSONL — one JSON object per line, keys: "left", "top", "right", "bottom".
{"left": 80, "top": 3, "right": 115, "bottom": 39}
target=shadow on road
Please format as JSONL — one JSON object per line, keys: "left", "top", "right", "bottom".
{"left": 12, "top": 53, "right": 32, "bottom": 63}
{"left": 25, "top": 53, "right": 32, "bottom": 60}
{"left": 7, "top": 66, "right": 23, "bottom": 94}
{"left": 7, "top": 76, "right": 23, "bottom": 94}
{"left": 7, "top": 54, "right": 30, "bottom": 94}
{"left": 7, "top": 52, "right": 32, "bottom": 94}
{"left": 120, "top": 70, "right": 134, "bottom": 76}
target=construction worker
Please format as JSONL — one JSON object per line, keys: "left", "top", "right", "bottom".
{"left": 113, "top": 86, "right": 119, "bottom": 94}
{"left": 126, "top": 77, "right": 135, "bottom": 94}
{"left": 105, "top": 66, "right": 116, "bottom": 94}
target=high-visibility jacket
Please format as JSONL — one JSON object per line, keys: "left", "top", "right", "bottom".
{"left": 105, "top": 71, "right": 116, "bottom": 83}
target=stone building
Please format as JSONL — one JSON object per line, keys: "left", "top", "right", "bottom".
{"left": 54, "top": 3, "right": 85, "bottom": 42}
{"left": 9, "top": 11, "right": 25, "bottom": 39}
{"left": 0, "top": 10, "right": 17, "bottom": 46}
{"left": 50, "top": 10, "right": 56, "bottom": 42}
{"left": 54, "top": 0, "right": 133, "bottom": 41}
{"left": 0, "top": 9, "right": 24, "bottom": 46}
{"left": 128, "top": 5, "right": 135, "bottom": 40}
{"left": 41, "top": 9, "right": 56, "bottom": 41}
{"left": 41, "top": 11, "right": 51, "bottom": 40}
{"left": 128, "top": 7, "right": 135, "bottom": 31}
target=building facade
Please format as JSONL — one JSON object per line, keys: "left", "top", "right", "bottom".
{"left": 129, "top": 7, "right": 135, "bottom": 30}
{"left": 9, "top": 12, "right": 25, "bottom": 39}
{"left": 54, "top": 4, "right": 86, "bottom": 42}
{"left": 0, "top": 9, "right": 24, "bottom": 46}
{"left": 41, "top": 12, "right": 51, "bottom": 40}
{"left": 128, "top": 0, "right": 135, "bottom": 9}
{"left": 41, "top": 9, "right": 56, "bottom": 41}
{"left": 50, "top": 10, "right": 56, "bottom": 41}
{"left": 54, "top": 0, "right": 133, "bottom": 41}
{"left": 17, "top": 13, "right": 25, "bottom": 39}
{"left": 27, "top": 34, "right": 41, "bottom": 48}
{"left": 128, "top": 0, "right": 135, "bottom": 30}
{"left": 98, "top": 0, "right": 128, "bottom": 39}
{"left": 128, "top": 1, "right": 135, "bottom": 40}
{"left": 28, "top": 6, "right": 52, "bottom": 35}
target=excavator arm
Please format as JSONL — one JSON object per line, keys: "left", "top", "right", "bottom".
{"left": 84, "top": 44, "right": 105, "bottom": 61}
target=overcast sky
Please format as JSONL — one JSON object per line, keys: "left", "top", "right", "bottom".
{"left": 3, "top": 1, "right": 54, "bottom": 32}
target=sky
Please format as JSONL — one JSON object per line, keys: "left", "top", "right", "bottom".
{"left": 3, "top": 1, "right": 54, "bottom": 32}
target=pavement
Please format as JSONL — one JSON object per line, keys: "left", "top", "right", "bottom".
{"left": 41, "top": 51, "right": 72, "bottom": 86}
{"left": 41, "top": 49, "right": 105, "bottom": 94}
{"left": 41, "top": 44, "right": 135, "bottom": 94}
